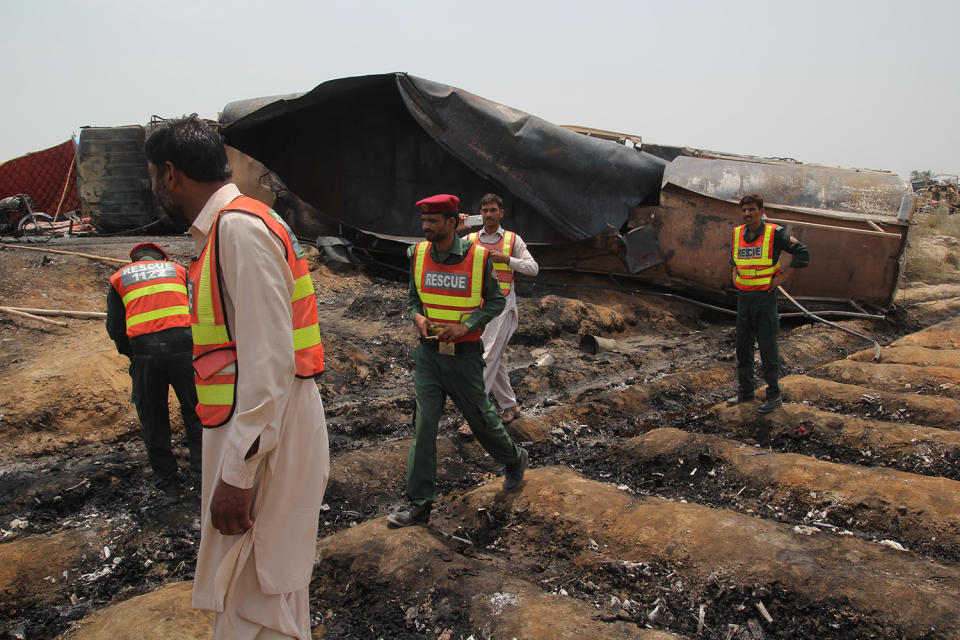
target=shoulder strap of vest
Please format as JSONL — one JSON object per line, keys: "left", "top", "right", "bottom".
{"left": 215, "top": 196, "right": 293, "bottom": 263}
{"left": 502, "top": 230, "right": 515, "bottom": 255}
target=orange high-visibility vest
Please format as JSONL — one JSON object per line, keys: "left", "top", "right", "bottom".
{"left": 412, "top": 240, "right": 487, "bottom": 343}
{"left": 466, "top": 230, "right": 516, "bottom": 295}
{"left": 109, "top": 260, "right": 191, "bottom": 338}
{"left": 732, "top": 223, "right": 782, "bottom": 291}
{"left": 189, "top": 196, "right": 324, "bottom": 427}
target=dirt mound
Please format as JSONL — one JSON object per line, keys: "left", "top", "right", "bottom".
{"left": 5, "top": 237, "right": 960, "bottom": 639}
{"left": 57, "top": 581, "right": 211, "bottom": 640}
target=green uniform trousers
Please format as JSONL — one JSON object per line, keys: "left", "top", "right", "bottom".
{"left": 735, "top": 289, "right": 781, "bottom": 398}
{"left": 407, "top": 342, "right": 521, "bottom": 505}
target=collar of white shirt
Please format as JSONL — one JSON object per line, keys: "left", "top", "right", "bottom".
{"left": 478, "top": 226, "right": 505, "bottom": 243}
{"left": 189, "top": 183, "right": 242, "bottom": 252}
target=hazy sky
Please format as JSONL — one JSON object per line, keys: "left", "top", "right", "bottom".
{"left": 2, "top": 0, "right": 957, "bottom": 180}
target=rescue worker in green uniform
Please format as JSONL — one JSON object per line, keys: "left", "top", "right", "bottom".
{"left": 388, "top": 194, "right": 528, "bottom": 527}
{"left": 727, "top": 193, "right": 809, "bottom": 413}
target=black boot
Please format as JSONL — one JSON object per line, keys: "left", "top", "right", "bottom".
{"left": 758, "top": 395, "right": 782, "bottom": 413}
{"left": 503, "top": 448, "right": 529, "bottom": 492}
{"left": 726, "top": 392, "right": 755, "bottom": 406}
{"left": 387, "top": 502, "right": 432, "bottom": 527}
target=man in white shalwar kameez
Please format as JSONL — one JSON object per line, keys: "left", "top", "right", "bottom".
{"left": 144, "top": 117, "right": 329, "bottom": 640}
{"left": 460, "top": 194, "right": 539, "bottom": 435}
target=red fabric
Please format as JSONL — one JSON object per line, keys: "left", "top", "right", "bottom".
{"left": 416, "top": 193, "right": 459, "bottom": 213}
{"left": 129, "top": 242, "right": 168, "bottom": 260}
{"left": 0, "top": 140, "right": 80, "bottom": 216}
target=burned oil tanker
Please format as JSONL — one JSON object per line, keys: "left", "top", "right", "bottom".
{"left": 219, "top": 72, "right": 913, "bottom": 313}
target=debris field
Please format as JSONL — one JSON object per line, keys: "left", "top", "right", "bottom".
{"left": 3, "top": 235, "right": 960, "bottom": 639}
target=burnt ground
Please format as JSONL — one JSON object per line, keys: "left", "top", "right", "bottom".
{"left": 2, "top": 235, "right": 960, "bottom": 639}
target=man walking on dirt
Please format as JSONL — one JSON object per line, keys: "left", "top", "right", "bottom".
{"left": 728, "top": 193, "right": 809, "bottom": 413}
{"left": 144, "top": 116, "right": 328, "bottom": 640}
{"left": 388, "top": 193, "right": 528, "bottom": 527}
{"left": 457, "top": 193, "right": 539, "bottom": 437}
{"left": 106, "top": 241, "right": 202, "bottom": 500}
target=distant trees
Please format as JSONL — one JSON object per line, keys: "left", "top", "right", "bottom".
{"left": 910, "top": 169, "right": 935, "bottom": 184}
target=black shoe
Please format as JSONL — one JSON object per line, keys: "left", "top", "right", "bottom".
{"left": 758, "top": 396, "right": 783, "bottom": 413}
{"left": 726, "top": 394, "right": 755, "bottom": 406}
{"left": 503, "top": 448, "right": 529, "bottom": 492}
{"left": 387, "top": 502, "right": 432, "bottom": 527}
{"left": 158, "top": 484, "right": 181, "bottom": 504}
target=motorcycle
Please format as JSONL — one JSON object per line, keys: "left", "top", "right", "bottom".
{"left": 0, "top": 194, "right": 53, "bottom": 238}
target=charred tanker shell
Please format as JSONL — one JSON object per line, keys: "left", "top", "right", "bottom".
{"left": 220, "top": 73, "right": 912, "bottom": 312}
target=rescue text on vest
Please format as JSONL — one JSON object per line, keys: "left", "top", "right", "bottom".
{"left": 120, "top": 262, "right": 178, "bottom": 286}
{"left": 424, "top": 271, "right": 468, "bottom": 291}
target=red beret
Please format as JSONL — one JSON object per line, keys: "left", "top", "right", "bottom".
{"left": 416, "top": 194, "right": 460, "bottom": 214}
{"left": 129, "top": 242, "right": 168, "bottom": 260}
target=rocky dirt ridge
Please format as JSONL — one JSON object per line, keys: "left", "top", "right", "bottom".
{"left": 2, "top": 236, "right": 960, "bottom": 638}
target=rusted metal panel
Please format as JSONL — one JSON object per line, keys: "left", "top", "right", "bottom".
{"left": 662, "top": 156, "right": 911, "bottom": 216}
{"left": 635, "top": 184, "right": 907, "bottom": 309}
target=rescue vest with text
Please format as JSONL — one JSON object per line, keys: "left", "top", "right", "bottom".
{"left": 189, "top": 196, "right": 324, "bottom": 427}
{"left": 109, "top": 260, "right": 191, "bottom": 338}
{"left": 732, "top": 223, "right": 782, "bottom": 291}
{"left": 412, "top": 240, "right": 487, "bottom": 343}
{"left": 466, "top": 230, "right": 515, "bottom": 295}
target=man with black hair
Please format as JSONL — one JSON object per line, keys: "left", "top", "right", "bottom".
{"left": 728, "top": 193, "right": 809, "bottom": 413}
{"left": 388, "top": 193, "right": 528, "bottom": 528}
{"left": 460, "top": 193, "right": 538, "bottom": 432}
{"left": 144, "top": 115, "right": 328, "bottom": 640}
{"left": 106, "top": 241, "right": 202, "bottom": 500}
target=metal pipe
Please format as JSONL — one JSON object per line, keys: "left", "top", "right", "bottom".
{"left": 763, "top": 217, "right": 901, "bottom": 238}
{"left": 527, "top": 277, "right": 889, "bottom": 321}
{"left": 777, "top": 286, "right": 881, "bottom": 361}
{"left": 780, "top": 310, "right": 885, "bottom": 320}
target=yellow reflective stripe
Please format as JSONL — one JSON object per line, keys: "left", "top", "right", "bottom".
{"left": 291, "top": 274, "right": 315, "bottom": 302}
{"left": 470, "top": 246, "right": 485, "bottom": 297}
{"left": 738, "top": 260, "right": 781, "bottom": 278}
{"left": 122, "top": 283, "right": 187, "bottom": 305}
{"left": 466, "top": 232, "right": 478, "bottom": 242}
{"left": 736, "top": 276, "right": 773, "bottom": 286}
{"left": 499, "top": 281, "right": 511, "bottom": 292}
{"left": 502, "top": 231, "right": 514, "bottom": 258}
{"left": 420, "top": 290, "right": 483, "bottom": 307}
{"left": 196, "top": 247, "right": 217, "bottom": 326}
{"left": 293, "top": 324, "right": 322, "bottom": 350}
{"left": 191, "top": 322, "right": 230, "bottom": 346}
{"left": 422, "top": 307, "right": 464, "bottom": 321}
{"left": 414, "top": 242, "right": 427, "bottom": 288}
{"left": 754, "top": 262, "right": 780, "bottom": 276}
{"left": 127, "top": 305, "right": 189, "bottom": 328}
{"left": 196, "top": 384, "right": 234, "bottom": 406}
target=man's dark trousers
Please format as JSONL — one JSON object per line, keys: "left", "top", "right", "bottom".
{"left": 129, "top": 350, "right": 202, "bottom": 488}
{"left": 406, "top": 341, "right": 521, "bottom": 505}
{"left": 735, "top": 289, "right": 781, "bottom": 398}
